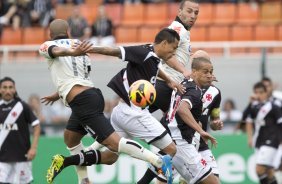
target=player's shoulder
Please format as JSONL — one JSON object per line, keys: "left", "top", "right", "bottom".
{"left": 168, "top": 21, "right": 187, "bottom": 35}
{"left": 207, "top": 85, "right": 221, "bottom": 95}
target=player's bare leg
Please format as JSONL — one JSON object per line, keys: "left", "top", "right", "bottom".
{"left": 64, "top": 130, "right": 89, "bottom": 184}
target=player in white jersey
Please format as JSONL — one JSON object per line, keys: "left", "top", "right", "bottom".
{"left": 39, "top": 19, "right": 174, "bottom": 184}
{"left": 149, "top": 0, "right": 198, "bottom": 114}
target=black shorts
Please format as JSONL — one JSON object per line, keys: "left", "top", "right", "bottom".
{"left": 67, "top": 87, "right": 115, "bottom": 143}
{"left": 149, "top": 79, "right": 173, "bottom": 113}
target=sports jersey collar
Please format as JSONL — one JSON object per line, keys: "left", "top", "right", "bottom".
{"left": 53, "top": 36, "right": 69, "bottom": 40}
{"left": 175, "top": 16, "right": 188, "bottom": 30}
{"left": 1, "top": 99, "right": 14, "bottom": 105}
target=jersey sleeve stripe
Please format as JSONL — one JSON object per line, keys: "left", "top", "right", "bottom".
{"left": 181, "top": 99, "right": 193, "bottom": 109}
{"left": 31, "top": 119, "right": 40, "bottom": 126}
{"left": 119, "top": 46, "right": 125, "bottom": 62}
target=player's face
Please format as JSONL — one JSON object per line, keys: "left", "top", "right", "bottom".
{"left": 0, "top": 81, "right": 16, "bottom": 101}
{"left": 178, "top": 1, "right": 199, "bottom": 29}
{"left": 262, "top": 81, "right": 273, "bottom": 97}
{"left": 194, "top": 62, "right": 213, "bottom": 88}
{"left": 159, "top": 40, "right": 179, "bottom": 61}
{"left": 254, "top": 88, "right": 268, "bottom": 102}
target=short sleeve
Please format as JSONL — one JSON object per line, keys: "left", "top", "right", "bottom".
{"left": 119, "top": 45, "right": 150, "bottom": 64}
{"left": 181, "top": 86, "right": 201, "bottom": 109}
{"left": 39, "top": 41, "right": 57, "bottom": 59}
{"left": 22, "top": 102, "right": 40, "bottom": 127}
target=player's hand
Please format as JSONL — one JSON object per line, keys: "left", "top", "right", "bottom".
{"left": 41, "top": 92, "right": 60, "bottom": 105}
{"left": 182, "top": 69, "right": 191, "bottom": 79}
{"left": 210, "top": 119, "right": 223, "bottom": 131}
{"left": 26, "top": 147, "right": 37, "bottom": 161}
{"left": 199, "top": 131, "right": 217, "bottom": 148}
{"left": 71, "top": 40, "right": 93, "bottom": 55}
{"left": 168, "top": 81, "right": 186, "bottom": 94}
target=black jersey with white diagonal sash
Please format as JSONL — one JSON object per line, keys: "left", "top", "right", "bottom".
{"left": 107, "top": 44, "right": 161, "bottom": 106}
{"left": 199, "top": 86, "right": 221, "bottom": 151}
{"left": 165, "top": 79, "right": 203, "bottom": 144}
{"left": 246, "top": 100, "right": 282, "bottom": 148}
{"left": 0, "top": 99, "right": 39, "bottom": 162}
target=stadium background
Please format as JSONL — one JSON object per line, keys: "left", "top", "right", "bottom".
{"left": 1, "top": 0, "right": 282, "bottom": 183}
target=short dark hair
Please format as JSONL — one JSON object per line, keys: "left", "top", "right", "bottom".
{"left": 179, "top": 0, "right": 199, "bottom": 9}
{"left": 191, "top": 57, "right": 211, "bottom": 70}
{"left": 0, "top": 77, "right": 15, "bottom": 87}
{"left": 154, "top": 28, "right": 180, "bottom": 44}
{"left": 261, "top": 76, "right": 272, "bottom": 84}
{"left": 253, "top": 82, "right": 267, "bottom": 92}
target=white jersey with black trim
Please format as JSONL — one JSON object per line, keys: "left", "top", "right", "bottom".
{"left": 39, "top": 39, "right": 94, "bottom": 105}
{"left": 160, "top": 20, "right": 191, "bottom": 83}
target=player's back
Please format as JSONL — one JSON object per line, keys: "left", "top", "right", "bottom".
{"left": 39, "top": 38, "right": 94, "bottom": 105}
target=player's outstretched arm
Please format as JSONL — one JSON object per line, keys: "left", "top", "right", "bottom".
{"left": 51, "top": 41, "right": 93, "bottom": 57}
{"left": 158, "top": 69, "right": 185, "bottom": 94}
{"left": 87, "top": 46, "right": 121, "bottom": 58}
{"left": 177, "top": 100, "right": 217, "bottom": 147}
{"left": 166, "top": 56, "right": 191, "bottom": 79}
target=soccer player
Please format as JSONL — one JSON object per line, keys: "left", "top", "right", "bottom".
{"left": 138, "top": 50, "right": 218, "bottom": 184}
{"left": 44, "top": 25, "right": 216, "bottom": 184}
{"left": 164, "top": 57, "right": 219, "bottom": 184}
{"left": 246, "top": 82, "right": 282, "bottom": 184}
{"left": 149, "top": 0, "right": 199, "bottom": 113}
{"left": 39, "top": 19, "right": 174, "bottom": 184}
{"left": 0, "top": 77, "right": 41, "bottom": 184}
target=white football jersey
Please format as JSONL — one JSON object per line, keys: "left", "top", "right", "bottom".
{"left": 39, "top": 39, "right": 94, "bottom": 105}
{"left": 160, "top": 20, "right": 191, "bottom": 83}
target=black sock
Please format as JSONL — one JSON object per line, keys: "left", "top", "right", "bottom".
{"left": 137, "top": 168, "right": 157, "bottom": 184}
{"left": 269, "top": 177, "right": 278, "bottom": 184}
{"left": 64, "top": 150, "right": 101, "bottom": 167}
{"left": 258, "top": 174, "right": 269, "bottom": 184}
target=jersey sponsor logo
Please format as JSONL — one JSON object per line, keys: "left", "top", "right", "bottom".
{"left": 172, "top": 26, "right": 181, "bottom": 34}
{"left": 39, "top": 43, "right": 48, "bottom": 53}
{"left": 0, "top": 123, "right": 18, "bottom": 130}
{"left": 205, "top": 94, "right": 213, "bottom": 101}
{"left": 201, "top": 158, "right": 207, "bottom": 167}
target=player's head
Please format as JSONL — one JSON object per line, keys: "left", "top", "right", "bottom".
{"left": 0, "top": 77, "right": 17, "bottom": 101}
{"left": 191, "top": 50, "right": 216, "bottom": 85}
{"left": 154, "top": 28, "right": 180, "bottom": 61}
{"left": 178, "top": 0, "right": 199, "bottom": 30}
{"left": 253, "top": 82, "right": 268, "bottom": 102}
{"left": 49, "top": 19, "right": 69, "bottom": 40}
{"left": 261, "top": 77, "right": 273, "bottom": 98}
{"left": 191, "top": 57, "right": 213, "bottom": 88}
{"left": 191, "top": 50, "right": 210, "bottom": 60}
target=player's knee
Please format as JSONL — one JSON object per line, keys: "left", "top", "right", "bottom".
{"left": 101, "top": 132, "right": 121, "bottom": 152}
{"left": 256, "top": 165, "right": 268, "bottom": 176}
{"left": 161, "top": 142, "right": 176, "bottom": 156}
{"left": 202, "top": 174, "right": 220, "bottom": 184}
{"left": 101, "top": 150, "right": 119, "bottom": 165}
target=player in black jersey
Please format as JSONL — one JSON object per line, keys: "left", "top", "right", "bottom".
{"left": 246, "top": 82, "right": 282, "bottom": 184}
{"left": 164, "top": 57, "right": 219, "bottom": 184}
{"left": 0, "top": 77, "right": 41, "bottom": 184}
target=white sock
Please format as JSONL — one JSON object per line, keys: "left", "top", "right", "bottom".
{"left": 85, "top": 141, "right": 104, "bottom": 151}
{"left": 118, "top": 137, "right": 162, "bottom": 168}
{"left": 67, "top": 142, "right": 88, "bottom": 182}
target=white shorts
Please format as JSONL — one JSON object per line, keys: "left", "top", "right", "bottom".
{"left": 273, "top": 144, "right": 282, "bottom": 169}
{"left": 0, "top": 161, "right": 33, "bottom": 184}
{"left": 111, "top": 102, "right": 172, "bottom": 150}
{"left": 200, "top": 149, "right": 219, "bottom": 176}
{"left": 172, "top": 144, "right": 212, "bottom": 184}
{"left": 255, "top": 145, "right": 278, "bottom": 167}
